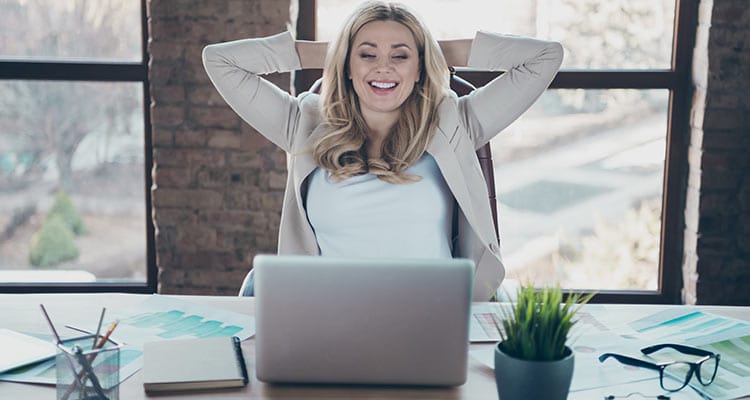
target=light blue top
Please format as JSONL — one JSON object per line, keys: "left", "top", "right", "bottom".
{"left": 306, "top": 153, "right": 454, "bottom": 259}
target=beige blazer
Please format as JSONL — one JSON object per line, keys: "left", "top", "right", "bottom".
{"left": 203, "top": 31, "right": 563, "bottom": 300}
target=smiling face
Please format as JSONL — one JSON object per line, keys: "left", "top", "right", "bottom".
{"left": 348, "top": 20, "right": 421, "bottom": 128}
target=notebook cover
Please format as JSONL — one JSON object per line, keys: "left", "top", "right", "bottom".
{"left": 143, "top": 336, "right": 248, "bottom": 392}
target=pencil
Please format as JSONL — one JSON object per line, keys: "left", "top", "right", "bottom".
{"left": 95, "top": 320, "right": 119, "bottom": 349}
{"left": 39, "top": 304, "right": 62, "bottom": 344}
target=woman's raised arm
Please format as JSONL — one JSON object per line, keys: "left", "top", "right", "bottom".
{"left": 202, "top": 32, "right": 305, "bottom": 152}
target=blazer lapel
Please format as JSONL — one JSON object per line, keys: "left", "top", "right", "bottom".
{"left": 293, "top": 125, "right": 328, "bottom": 189}
{"left": 427, "top": 123, "right": 476, "bottom": 224}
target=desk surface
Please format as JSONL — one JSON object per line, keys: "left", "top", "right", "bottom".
{"left": 1, "top": 294, "right": 748, "bottom": 400}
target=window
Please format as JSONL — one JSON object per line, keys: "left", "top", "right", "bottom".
{"left": 0, "top": 0, "right": 155, "bottom": 293}
{"left": 310, "top": 0, "right": 695, "bottom": 302}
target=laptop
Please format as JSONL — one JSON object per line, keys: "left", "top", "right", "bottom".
{"left": 253, "top": 255, "right": 474, "bottom": 386}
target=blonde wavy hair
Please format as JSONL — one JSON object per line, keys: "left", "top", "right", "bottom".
{"left": 314, "top": 1, "right": 450, "bottom": 184}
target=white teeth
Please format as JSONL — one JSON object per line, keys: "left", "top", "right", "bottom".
{"left": 370, "top": 81, "right": 397, "bottom": 89}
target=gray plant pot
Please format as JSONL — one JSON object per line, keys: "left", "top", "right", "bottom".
{"left": 494, "top": 342, "right": 574, "bottom": 400}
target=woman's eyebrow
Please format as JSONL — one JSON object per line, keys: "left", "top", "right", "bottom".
{"left": 356, "top": 42, "right": 412, "bottom": 50}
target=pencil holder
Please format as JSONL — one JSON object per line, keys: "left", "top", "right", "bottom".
{"left": 56, "top": 334, "right": 121, "bottom": 400}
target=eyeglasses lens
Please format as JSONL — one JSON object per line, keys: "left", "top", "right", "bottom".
{"left": 662, "top": 362, "right": 692, "bottom": 391}
{"left": 698, "top": 356, "right": 719, "bottom": 384}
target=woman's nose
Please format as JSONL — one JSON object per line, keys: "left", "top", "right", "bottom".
{"left": 375, "top": 57, "right": 393, "bottom": 71}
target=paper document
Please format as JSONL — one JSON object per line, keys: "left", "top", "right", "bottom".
{"left": 0, "top": 295, "right": 255, "bottom": 385}
{"left": 629, "top": 309, "right": 750, "bottom": 400}
{"left": 0, "top": 329, "right": 56, "bottom": 374}
{"left": 470, "top": 303, "right": 503, "bottom": 342}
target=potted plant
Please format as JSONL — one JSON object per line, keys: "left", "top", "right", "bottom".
{"left": 493, "top": 285, "right": 593, "bottom": 400}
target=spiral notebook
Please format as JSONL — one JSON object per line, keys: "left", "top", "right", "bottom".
{"left": 142, "top": 336, "right": 248, "bottom": 393}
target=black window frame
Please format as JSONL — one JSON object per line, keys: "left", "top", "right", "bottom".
{"left": 299, "top": 0, "right": 697, "bottom": 304}
{"left": 0, "top": 0, "right": 156, "bottom": 294}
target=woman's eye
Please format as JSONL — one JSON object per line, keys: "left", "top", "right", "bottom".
{"left": 392, "top": 55, "right": 408, "bottom": 60}
{"left": 359, "top": 53, "right": 375, "bottom": 59}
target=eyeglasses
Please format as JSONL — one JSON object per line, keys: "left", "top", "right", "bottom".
{"left": 599, "top": 343, "right": 720, "bottom": 392}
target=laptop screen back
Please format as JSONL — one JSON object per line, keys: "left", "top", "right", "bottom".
{"left": 253, "top": 255, "right": 474, "bottom": 386}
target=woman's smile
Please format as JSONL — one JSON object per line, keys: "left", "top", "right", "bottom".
{"left": 368, "top": 80, "right": 399, "bottom": 94}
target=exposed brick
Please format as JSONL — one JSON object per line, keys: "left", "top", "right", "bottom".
{"left": 149, "top": 17, "right": 189, "bottom": 43}
{"left": 691, "top": 0, "right": 750, "bottom": 305}
{"left": 198, "top": 210, "right": 268, "bottom": 230}
{"left": 711, "top": 1, "right": 750, "bottom": 25}
{"left": 152, "top": 85, "right": 186, "bottom": 104}
{"left": 267, "top": 171, "right": 287, "bottom": 190}
{"left": 190, "top": 107, "right": 240, "bottom": 129}
{"left": 197, "top": 167, "right": 260, "bottom": 189}
{"left": 739, "top": 234, "right": 750, "bottom": 253}
{"left": 701, "top": 169, "right": 742, "bottom": 192}
{"left": 152, "top": 188, "right": 223, "bottom": 208}
{"left": 207, "top": 130, "right": 245, "bottom": 150}
{"left": 184, "top": 51, "right": 212, "bottom": 83}
{"left": 701, "top": 129, "right": 747, "bottom": 150}
{"left": 149, "top": 0, "right": 300, "bottom": 294}
{"left": 260, "top": 192, "right": 283, "bottom": 211}
{"left": 153, "top": 208, "right": 198, "bottom": 226}
{"left": 174, "top": 129, "right": 209, "bottom": 147}
{"left": 149, "top": 60, "right": 183, "bottom": 86}
{"left": 148, "top": 40, "right": 185, "bottom": 61}
{"left": 224, "top": 189, "right": 250, "bottom": 210}
{"left": 151, "top": 128, "right": 174, "bottom": 147}
{"left": 699, "top": 192, "right": 738, "bottom": 215}
{"left": 176, "top": 224, "right": 217, "bottom": 250}
{"left": 153, "top": 166, "right": 192, "bottom": 188}
{"left": 150, "top": 104, "right": 185, "bottom": 127}
{"left": 153, "top": 148, "right": 188, "bottom": 167}
{"left": 187, "top": 149, "right": 226, "bottom": 167}
{"left": 702, "top": 109, "right": 742, "bottom": 130}
{"left": 150, "top": 0, "right": 229, "bottom": 18}
{"left": 227, "top": 151, "right": 263, "bottom": 168}
{"left": 240, "top": 123, "right": 276, "bottom": 150}
{"left": 188, "top": 85, "right": 225, "bottom": 106}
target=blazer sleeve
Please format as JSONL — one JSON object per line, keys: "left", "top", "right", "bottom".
{"left": 202, "top": 31, "right": 303, "bottom": 152}
{"left": 459, "top": 31, "right": 563, "bottom": 149}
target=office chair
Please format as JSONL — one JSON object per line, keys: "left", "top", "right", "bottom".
{"left": 238, "top": 73, "right": 501, "bottom": 297}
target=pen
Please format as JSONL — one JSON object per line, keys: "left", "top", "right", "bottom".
{"left": 93, "top": 308, "right": 106, "bottom": 349}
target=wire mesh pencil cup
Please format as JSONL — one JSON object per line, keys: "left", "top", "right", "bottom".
{"left": 56, "top": 334, "right": 121, "bottom": 400}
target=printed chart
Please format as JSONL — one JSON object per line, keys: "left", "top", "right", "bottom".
{"left": 0, "top": 295, "right": 255, "bottom": 385}
{"left": 630, "top": 309, "right": 750, "bottom": 400}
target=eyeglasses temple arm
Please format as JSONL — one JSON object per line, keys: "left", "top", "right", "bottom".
{"left": 598, "top": 353, "right": 662, "bottom": 371}
{"left": 641, "top": 343, "right": 715, "bottom": 358}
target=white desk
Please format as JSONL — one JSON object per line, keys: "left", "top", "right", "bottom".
{"left": 0, "top": 294, "right": 748, "bottom": 399}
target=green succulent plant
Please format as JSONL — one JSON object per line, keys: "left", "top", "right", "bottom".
{"left": 497, "top": 285, "right": 593, "bottom": 361}
{"left": 47, "top": 191, "right": 87, "bottom": 235}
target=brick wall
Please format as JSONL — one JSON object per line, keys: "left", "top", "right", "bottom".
{"left": 146, "top": 1, "right": 748, "bottom": 302}
{"left": 147, "top": 0, "right": 293, "bottom": 294}
{"left": 684, "top": 0, "right": 750, "bottom": 305}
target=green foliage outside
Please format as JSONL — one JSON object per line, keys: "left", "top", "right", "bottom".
{"left": 47, "top": 191, "right": 87, "bottom": 235}
{"left": 497, "top": 285, "right": 593, "bottom": 361}
{"left": 29, "top": 215, "right": 79, "bottom": 268}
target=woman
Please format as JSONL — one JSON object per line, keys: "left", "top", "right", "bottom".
{"left": 202, "top": 1, "right": 563, "bottom": 300}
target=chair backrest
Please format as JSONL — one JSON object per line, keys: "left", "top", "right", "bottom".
{"left": 309, "top": 76, "right": 500, "bottom": 242}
